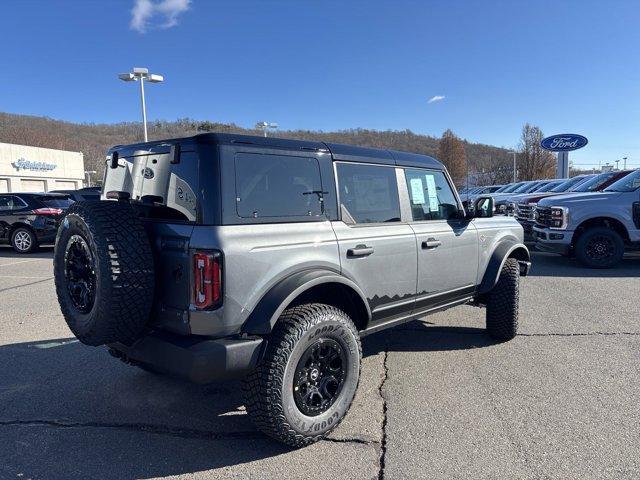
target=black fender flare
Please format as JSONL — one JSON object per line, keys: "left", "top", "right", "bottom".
{"left": 242, "top": 269, "right": 371, "bottom": 335}
{"left": 478, "top": 240, "right": 530, "bottom": 294}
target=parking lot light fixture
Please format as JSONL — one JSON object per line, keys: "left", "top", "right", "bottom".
{"left": 255, "top": 121, "right": 279, "bottom": 137}
{"left": 118, "top": 67, "right": 164, "bottom": 142}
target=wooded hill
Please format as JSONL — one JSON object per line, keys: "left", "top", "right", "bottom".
{"left": 0, "top": 111, "right": 514, "bottom": 184}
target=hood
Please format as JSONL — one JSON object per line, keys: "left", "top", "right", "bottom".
{"left": 516, "top": 192, "right": 566, "bottom": 204}
{"left": 537, "top": 191, "right": 621, "bottom": 207}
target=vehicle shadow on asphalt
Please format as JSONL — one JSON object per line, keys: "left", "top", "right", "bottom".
{"left": 362, "top": 320, "right": 500, "bottom": 356}
{"left": 0, "top": 338, "right": 290, "bottom": 479}
{"left": 0, "top": 322, "right": 497, "bottom": 479}
{"left": 528, "top": 251, "right": 640, "bottom": 278}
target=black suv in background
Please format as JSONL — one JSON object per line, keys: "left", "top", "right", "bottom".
{"left": 50, "top": 187, "right": 101, "bottom": 202}
{"left": 0, "top": 193, "right": 73, "bottom": 253}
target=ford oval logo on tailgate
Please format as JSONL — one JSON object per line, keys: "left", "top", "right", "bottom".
{"left": 540, "top": 134, "right": 588, "bottom": 152}
{"left": 142, "top": 167, "right": 155, "bottom": 179}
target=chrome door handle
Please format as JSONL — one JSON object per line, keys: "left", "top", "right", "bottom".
{"left": 422, "top": 238, "right": 442, "bottom": 249}
{"left": 347, "top": 245, "right": 374, "bottom": 257}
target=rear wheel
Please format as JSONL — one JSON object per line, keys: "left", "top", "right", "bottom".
{"left": 54, "top": 201, "right": 155, "bottom": 346}
{"left": 486, "top": 258, "right": 519, "bottom": 341}
{"left": 244, "top": 303, "right": 361, "bottom": 447}
{"left": 11, "top": 227, "right": 37, "bottom": 254}
{"left": 575, "top": 227, "right": 624, "bottom": 269}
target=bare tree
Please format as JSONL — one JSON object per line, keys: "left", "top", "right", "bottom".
{"left": 517, "top": 124, "right": 556, "bottom": 180}
{"left": 437, "top": 129, "right": 467, "bottom": 186}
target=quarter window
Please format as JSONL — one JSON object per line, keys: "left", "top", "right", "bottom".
{"left": 404, "top": 169, "right": 459, "bottom": 221}
{"left": 235, "top": 153, "right": 323, "bottom": 218}
{"left": 336, "top": 163, "right": 401, "bottom": 224}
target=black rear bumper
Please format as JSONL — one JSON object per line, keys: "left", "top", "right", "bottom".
{"left": 109, "top": 331, "right": 264, "bottom": 384}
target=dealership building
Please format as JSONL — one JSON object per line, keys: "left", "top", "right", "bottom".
{"left": 0, "top": 142, "right": 85, "bottom": 193}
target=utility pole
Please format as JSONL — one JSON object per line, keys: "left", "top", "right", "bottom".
{"left": 508, "top": 151, "right": 517, "bottom": 182}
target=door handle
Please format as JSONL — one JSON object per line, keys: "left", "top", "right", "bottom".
{"left": 422, "top": 238, "right": 442, "bottom": 249}
{"left": 347, "top": 245, "right": 374, "bottom": 257}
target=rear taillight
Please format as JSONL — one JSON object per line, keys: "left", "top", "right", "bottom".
{"left": 193, "top": 252, "right": 222, "bottom": 309}
{"left": 33, "top": 208, "right": 63, "bottom": 215}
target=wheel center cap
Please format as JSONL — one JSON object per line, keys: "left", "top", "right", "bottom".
{"left": 310, "top": 368, "right": 320, "bottom": 381}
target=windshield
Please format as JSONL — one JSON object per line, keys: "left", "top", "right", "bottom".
{"left": 570, "top": 172, "right": 616, "bottom": 192}
{"left": 521, "top": 182, "right": 545, "bottom": 193}
{"left": 604, "top": 169, "right": 640, "bottom": 192}
{"left": 512, "top": 182, "right": 534, "bottom": 193}
{"left": 501, "top": 182, "right": 525, "bottom": 193}
{"left": 494, "top": 184, "right": 511, "bottom": 193}
{"left": 550, "top": 176, "right": 588, "bottom": 192}
{"left": 535, "top": 181, "right": 563, "bottom": 192}
{"left": 484, "top": 185, "right": 502, "bottom": 193}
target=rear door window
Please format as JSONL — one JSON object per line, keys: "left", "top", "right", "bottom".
{"left": 336, "top": 163, "right": 401, "bottom": 224}
{"left": 0, "top": 196, "right": 27, "bottom": 211}
{"left": 235, "top": 153, "right": 323, "bottom": 218}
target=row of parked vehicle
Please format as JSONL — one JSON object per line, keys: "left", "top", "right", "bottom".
{"left": 0, "top": 187, "right": 100, "bottom": 253}
{"left": 460, "top": 169, "right": 640, "bottom": 268}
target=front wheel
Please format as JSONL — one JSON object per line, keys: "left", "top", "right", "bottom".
{"left": 244, "top": 303, "right": 361, "bottom": 447}
{"left": 574, "top": 227, "right": 624, "bottom": 269}
{"left": 486, "top": 258, "right": 520, "bottom": 340}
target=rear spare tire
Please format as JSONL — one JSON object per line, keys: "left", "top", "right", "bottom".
{"left": 54, "top": 201, "right": 155, "bottom": 346}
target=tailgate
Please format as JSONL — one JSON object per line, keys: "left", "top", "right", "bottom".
{"left": 143, "top": 221, "right": 195, "bottom": 335}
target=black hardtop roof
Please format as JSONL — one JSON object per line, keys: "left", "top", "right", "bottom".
{"left": 110, "top": 133, "right": 444, "bottom": 170}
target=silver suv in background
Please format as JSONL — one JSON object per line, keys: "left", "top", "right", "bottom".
{"left": 534, "top": 169, "right": 640, "bottom": 268}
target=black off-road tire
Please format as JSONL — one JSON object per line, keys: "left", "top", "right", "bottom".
{"left": 574, "top": 227, "right": 624, "bottom": 269}
{"left": 10, "top": 227, "right": 38, "bottom": 254}
{"left": 244, "top": 304, "right": 361, "bottom": 447}
{"left": 486, "top": 258, "right": 519, "bottom": 341}
{"left": 54, "top": 201, "right": 155, "bottom": 346}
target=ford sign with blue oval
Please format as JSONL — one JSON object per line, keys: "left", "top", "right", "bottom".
{"left": 540, "top": 134, "right": 588, "bottom": 152}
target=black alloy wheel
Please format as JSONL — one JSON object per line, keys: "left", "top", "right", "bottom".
{"left": 585, "top": 234, "right": 615, "bottom": 262}
{"left": 293, "top": 338, "right": 347, "bottom": 416}
{"left": 575, "top": 227, "right": 624, "bottom": 269}
{"left": 64, "top": 234, "right": 96, "bottom": 314}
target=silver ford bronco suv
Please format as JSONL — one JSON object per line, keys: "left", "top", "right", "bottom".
{"left": 54, "top": 133, "right": 530, "bottom": 447}
{"left": 533, "top": 168, "right": 640, "bottom": 268}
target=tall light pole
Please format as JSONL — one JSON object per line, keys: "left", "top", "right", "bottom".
{"left": 255, "top": 121, "right": 278, "bottom": 137}
{"left": 508, "top": 150, "right": 517, "bottom": 182}
{"left": 118, "top": 67, "right": 164, "bottom": 142}
{"left": 615, "top": 159, "right": 620, "bottom": 170}
{"left": 622, "top": 156, "right": 628, "bottom": 169}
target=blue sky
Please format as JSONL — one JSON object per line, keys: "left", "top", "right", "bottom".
{"left": 3, "top": 0, "right": 640, "bottom": 168}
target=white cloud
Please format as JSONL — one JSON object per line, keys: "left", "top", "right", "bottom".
{"left": 130, "top": 0, "right": 191, "bottom": 33}
{"left": 427, "top": 95, "right": 445, "bottom": 104}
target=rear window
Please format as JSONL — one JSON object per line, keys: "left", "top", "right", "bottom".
{"left": 235, "top": 153, "right": 323, "bottom": 218}
{"left": 336, "top": 163, "right": 401, "bottom": 223}
{"left": 42, "top": 198, "right": 73, "bottom": 208}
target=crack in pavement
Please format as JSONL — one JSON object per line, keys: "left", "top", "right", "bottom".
{"left": 0, "top": 419, "right": 262, "bottom": 441}
{"left": 377, "top": 350, "right": 389, "bottom": 480}
{"left": 324, "top": 437, "right": 378, "bottom": 446}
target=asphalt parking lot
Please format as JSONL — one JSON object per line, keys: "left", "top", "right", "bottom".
{"left": 0, "top": 247, "right": 638, "bottom": 480}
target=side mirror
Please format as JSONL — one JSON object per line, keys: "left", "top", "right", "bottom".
{"left": 473, "top": 196, "right": 494, "bottom": 218}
